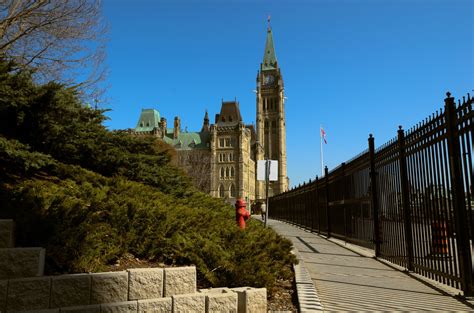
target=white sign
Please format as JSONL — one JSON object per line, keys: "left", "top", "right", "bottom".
{"left": 257, "top": 160, "right": 278, "bottom": 181}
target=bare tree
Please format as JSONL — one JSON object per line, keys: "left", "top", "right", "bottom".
{"left": 0, "top": 0, "right": 107, "bottom": 97}
{"left": 177, "top": 150, "right": 212, "bottom": 193}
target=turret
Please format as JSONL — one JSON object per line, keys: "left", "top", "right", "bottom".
{"left": 160, "top": 117, "right": 167, "bottom": 138}
{"left": 173, "top": 116, "right": 180, "bottom": 139}
{"left": 202, "top": 110, "right": 210, "bottom": 132}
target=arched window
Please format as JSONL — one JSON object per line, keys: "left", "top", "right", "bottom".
{"left": 220, "top": 167, "right": 225, "bottom": 178}
{"left": 226, "top": 167, "right": 230, "bottom": 177}
{"left": 230, "top": 184, "right": 236, "bottom": 197}
{"left": 230, "top": 167, "right": 235, "bottom": 177}
{"left": 219, "top": 184, "right": 225, "bottom": 198}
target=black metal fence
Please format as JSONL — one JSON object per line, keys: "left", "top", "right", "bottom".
{"left": 269, "top": 92, "right": 474, "bottom": 296}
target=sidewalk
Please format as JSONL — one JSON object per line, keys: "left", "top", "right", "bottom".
{"left": 263, "top": 217, "right": 474, "bottom": 312}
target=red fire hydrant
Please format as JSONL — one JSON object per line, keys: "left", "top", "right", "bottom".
{"left": 235, "top": 198, "right": 250, "bottom": 229}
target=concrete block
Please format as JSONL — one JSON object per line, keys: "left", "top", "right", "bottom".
{"left": 163, "top": 266, "right": 196, "bottom": 296}
{"left": 0, "top": 220, "right": 14, "bottom": 248}
{"left": 127, "top": 268, "right": 163, "bottom": 300}
{"left": 90, "top": 272, "right": 128, "bottom": 304}
{"left": 0, "top": 248, "right": 45, "bottom": 279}
{"left": 6, "top": 276, "right": 51, "bottom": 311}
{"left": 137, "top": 298, "right": 172, "bottom": 313}
{"left": 172, "top": 293, "right": 205, "bottom": 313}
{"left": 18, "top": 309, "right": 59, "bottom": 313}
{"left": 198, "top": 287, "right": 232, "bottom": 294}
{"left": 100, "top": 301, "right": 138, "bottom": 313}
{"left": 205, "top": 290, "right": 238, "bottom": 313}
{"left": 51, "top": 273, "right": 91, "bottom": 308}
{"left": 232, "top": 287, "right": 267, "bottom": 313}
{"left": 60, "top": 304, "right": 101, "bottom": 313}
{"left": 0, "top": 280, "right": 7, "bottom": 313}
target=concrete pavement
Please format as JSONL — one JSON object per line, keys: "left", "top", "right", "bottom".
{"left": 263, "top": 217, "right": 474, "bottom": 312}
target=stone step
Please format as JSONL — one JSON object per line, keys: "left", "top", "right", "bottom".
{"left": 0, "top": 247, "right": 45, "bottom": 279}
{"left": 0, "top": 219, "right": 14, "bottom": 248}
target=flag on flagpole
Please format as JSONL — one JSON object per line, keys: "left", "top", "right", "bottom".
{"left": 320, "top": 127, "right": 327, "bottom": 144}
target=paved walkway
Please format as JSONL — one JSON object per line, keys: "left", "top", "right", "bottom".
{"left": 264, "top": 218, "right": 474, "bottom": 312}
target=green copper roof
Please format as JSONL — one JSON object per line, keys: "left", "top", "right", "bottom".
{"left": 262, "top": 28, "right": 278, "bottom": 70}
{"left": 135, "top": 109, "right": 161, "bottom": 132}
{"left": 163, "top": 131, "right": 210, "bottom": 150}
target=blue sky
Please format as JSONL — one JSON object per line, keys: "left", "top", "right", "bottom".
{"left": 102, "top": 0, "right": 473, "bottom": 187}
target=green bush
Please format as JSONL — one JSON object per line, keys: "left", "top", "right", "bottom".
{"left": 0, "top": 60, "right": 296, "bottom": 292}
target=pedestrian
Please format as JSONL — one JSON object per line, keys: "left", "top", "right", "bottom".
{"left": 261, "top": 202, "right": 266, "bottom": 221}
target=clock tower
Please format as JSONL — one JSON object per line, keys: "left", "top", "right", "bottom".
{"left": 256, "top": 23, "right": 288, "bottom": 198}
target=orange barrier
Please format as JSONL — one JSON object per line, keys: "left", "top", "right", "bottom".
{"left": 431, "top": 221, "right": 449, "bottom": 255}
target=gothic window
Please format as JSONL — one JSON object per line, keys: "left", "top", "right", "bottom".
{"left": 219, "top": 138, "right": 224, "bottom": 147}
{"left": 219, "top": 184, "right": 225, "bottom": 198}
{"left": 226, "top": 167, "right": 230, "bottom": 177}
{"left": 229, "top": 153, "right": 233, "bottom": 161}
{"left": 230, "top": 167, "right": 235, "bottom": 177}
{"left": 220, "top": 167, "right": 225, "bottom": 178}
{"left": 230, "top": 184, "right": 236, "bottom": 197}
{"left": 264, "top": 120, "right": 269, "bottom": 128}
{"left": 225, "top": 138, "right": 230, "bottom": 146}
{"left": 230, "top": 138, "right": 236, "bottom": 147}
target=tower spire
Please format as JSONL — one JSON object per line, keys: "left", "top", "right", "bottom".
{"left": 262, "top": 19, "right": 277, "bottom": 71}
{"left": 202, "top": 109, "right": 210, "bottom": 132}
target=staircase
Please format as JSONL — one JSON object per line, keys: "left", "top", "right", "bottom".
{"left": 0, "top": 220, "right": 267, "bottom": 312}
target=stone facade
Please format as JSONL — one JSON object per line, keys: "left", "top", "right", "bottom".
{"left": 132, "top": 26, "right": 288, "bottom": 203}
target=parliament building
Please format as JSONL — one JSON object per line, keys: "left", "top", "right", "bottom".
{"left": 133, "top": 25, "right": 288, "bottom": 203}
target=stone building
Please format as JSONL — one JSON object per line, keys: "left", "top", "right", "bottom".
{"left": 133, "top": 24, "right": 288, "bottom": 203}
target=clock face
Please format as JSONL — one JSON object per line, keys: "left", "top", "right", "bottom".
{"left": 263, "top": 74, "right": 275, "bottom": 86}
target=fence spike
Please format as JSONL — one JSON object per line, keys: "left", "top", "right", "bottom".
{"left": 468, "top": 93, "right": 471, "bottom": 101}
{"left": 463, "top": 96, "right": 466, "bottom": 104}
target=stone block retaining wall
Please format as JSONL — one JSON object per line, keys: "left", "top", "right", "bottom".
{"left": 0, "top": 220, "right": 267, "bottom": 313}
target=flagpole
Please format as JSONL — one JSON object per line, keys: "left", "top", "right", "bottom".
{"left": 320, "top": 125, "right": 324, "bottom": 177}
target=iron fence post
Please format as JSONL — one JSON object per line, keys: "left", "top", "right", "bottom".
{"left": 444, "top": 92, "right": 473, "bottom": 296}
{"left": 316, "top": 176, "right": 321, "bottom": 234}
{"left": 325, "top": 166, "right": 331, "bottom": 238}
{"left": 369, "top": 134, "right": 381, "bottom": 257}
{"left": 398, "top": 126, "right": 414, "bottom": 271}
{"left": 341, "top": 162, "right": 347, "bottom": 241}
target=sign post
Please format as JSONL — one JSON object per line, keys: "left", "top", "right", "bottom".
{"left": 257, "top": 159, "right": 278, "bottom": 227}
